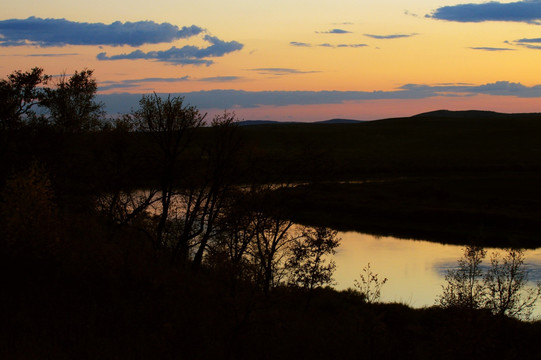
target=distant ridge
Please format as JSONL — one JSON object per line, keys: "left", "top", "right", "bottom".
{"left": 315, "top": 118, "right": 363, "bottom": 124}
{"left": 238, "top": 118, "right": 363, "bottom": 126}
{"left": 412, "top": 109, "right": 541, "bottom": 119}
{"left": 237, "top": 120, "right": 284, "bottom": 126}
{"left": 238, "top": 110, "right": 541, "bottom": 126}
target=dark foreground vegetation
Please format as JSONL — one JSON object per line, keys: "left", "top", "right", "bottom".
{"left": 2, "top": 68, "right": 541, "bottom": 359}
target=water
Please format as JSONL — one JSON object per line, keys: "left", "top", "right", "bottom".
{"left": 332, "top": 231, "right": 541, "bottom": 315}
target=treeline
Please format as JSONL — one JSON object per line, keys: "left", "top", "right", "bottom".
{"left": 0, "top": 67, "right": 341, "bottom": 294}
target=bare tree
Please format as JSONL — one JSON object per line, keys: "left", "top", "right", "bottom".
{"left": 438, "top": 245, "right": 540, "bottom": 319}
{"left": 188, "top": 112, "right": 243, "bottom": 268}
{"left": 484, "top": 249, "right": 541, "bottom": 319}
{"left": 438, "top": 245, "right": 487, "bottom": 310}
{"left": 286, "top": 226, "right": 340, "bottom": 291}
{"left": 133, "top": 94, "right": 205, "bottom": 250}
{"left": 354, "top": 263, "right": 388, "bottom": 303}
{"left": 241, "top": 184, "right": 299, "bottom": 294}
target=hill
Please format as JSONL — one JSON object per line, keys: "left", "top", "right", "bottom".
{"left": 412, "top": 109, "right": 541, "bottom": 120}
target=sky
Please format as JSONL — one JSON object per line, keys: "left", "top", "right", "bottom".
{"left": 3, "top": 0, "right": 541, "bottom": 121}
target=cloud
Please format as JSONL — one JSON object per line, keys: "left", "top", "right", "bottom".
{"left": 198, "top": 76, "right": 243, "bottom": 82}
{"left": 516, "top": 43, "right": 541, "bottom": 49}
{"left": 364, "top": 33, "right": 417, "bottom": 39}
{"left": 319, "top": 44, "right": 368, "bottom": 48}
{"left": 99, "top": 75, "right": 243, "bottom": 91}
{"left": 506, "top": 37, "right": 541, "bottom": 49}
{"left": 516, "top": 36, "right": 541, "bottom": 43}
{"left": 469, "top": 47, "right": 515, "bottom": 51}
{"left": 290, "top": 41, "right": 367, "bottom": 48}
{"left": 251, "top": 68, "right": 320, "bottom": 75}
{"left": 404, "top": 10, "right": 420, "bottom": 18}
{"left": 317, "top": 28, "right": 352, "bottom": 34}
{"left": 0, "top": 16, "right": 204, "bottom": 47}
{"left": 2, "top": 52, "right": 79, "bottom": 57}
{"left": 99, "top": 76, "right": 191, "bottom": 91}
{"left": 337, "top": 44, "right": 368, "bottom": 48}
{"left": 97, "top": 81, "right": 541, "bottom": 112}
{"left": 427, "top": 1, "right": 541, "bottom": 24}
{"left": 97, "top": 35, "right": 243, "bottom": 65}
{"left": 290, "top": 41, "right": 312, "bottom": 47}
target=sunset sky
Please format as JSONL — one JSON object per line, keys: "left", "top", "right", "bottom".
{"left": 4, "top": 1, "right": 541, "bottom": 121}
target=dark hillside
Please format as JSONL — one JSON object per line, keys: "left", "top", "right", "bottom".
{"left": 238, "top": 112, "right": 541, "bottom": 246}
{"left": 240, "top": 113, "right": 541, "bottom": 180}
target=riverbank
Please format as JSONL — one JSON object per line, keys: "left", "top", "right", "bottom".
{"left": 276, "top": 173, "right": 541, "bottom": 248}
{"left": 2, "top": 233, "right": 540, "bottom": 360}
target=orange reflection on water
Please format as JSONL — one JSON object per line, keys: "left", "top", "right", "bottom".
{"left": 333, "top": 232, "right": 541, "bottom": 312}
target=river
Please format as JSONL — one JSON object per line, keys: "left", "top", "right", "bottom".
{"left": 332, "top": 231, "right": 541, "bottom": 316}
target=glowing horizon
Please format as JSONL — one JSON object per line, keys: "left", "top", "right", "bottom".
{"left": 3, "top": 1, "right": 541, "bottom": 121}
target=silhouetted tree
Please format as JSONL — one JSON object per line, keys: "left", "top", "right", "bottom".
{"left": 39, "top": 69, "right": 104, "bottom": 132}
{"left": 93, "top": 116, "right": 160, "bottom": 239}
{"left": 438, "top": 245, "right": 540, "bottom": 319}
{"left": 438, "top": 245, "right": 487, "bottom": 310}
{"left": 286, "top": 226, "right": 340, "bottom": 291}
{"left": 0, "top": 67, "right": 49, "bottom": 131}
{"left": 244, "top": 184, "right": 298, "bottom": 294}
{"left": 484, "top": 248, "right": 541, "bottom": 319}
{"left": 133, "top": 94, "right": 205, "bottom": 250}
{"left": 160, "top": 111, "right": 243, "bottom": 266}
{"left": 354, "top": 262, "right": 388, "bottom": 303}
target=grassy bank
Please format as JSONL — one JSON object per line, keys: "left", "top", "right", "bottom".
{"left": 2, "top": 224, "right": 540, "bottom": 360}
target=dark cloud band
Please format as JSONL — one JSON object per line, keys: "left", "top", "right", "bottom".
{"left": 428, "top": 1, "right": 541, "bottom": 24}
{"left": 97, "top": 81, "right": 541, "bottom": 113}
{"left": 97, "top": 35, "right": 243, "bottom": 65}
{"left": 0, "top": 16, "right": 204, "bottom": 47}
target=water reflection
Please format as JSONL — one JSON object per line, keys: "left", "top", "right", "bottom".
{"left": 333, "top": 232, "right": 541, "bottom": 311}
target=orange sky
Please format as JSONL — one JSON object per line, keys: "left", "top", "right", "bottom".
{"left": 3, "top": 1, "right": 541, "bottom": 120}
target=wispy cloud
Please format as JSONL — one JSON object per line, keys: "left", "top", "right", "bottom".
{"left": 97, "top": 35, "right": 243, "bottom": 65}
{"left": 332, "top": 44, "right": 367, "bottom": 48}
{"left": 99, "top": 76, "right": 191, "bottom": 91}
{"left": 364, "top": 33, "right": 417, "bottom": 40}
{"left": 316, "top": 28, "right": 352, "bottom": 34}
{"left": 97, "top": 81, "right": 541, "bottom": 113}
{"left": 469, "top": 47, "right": 515, "bottom": 51}
{"left": 251, "top": 68, "right": 320, "bottom": 75}
{"left": 99, "top": 75, "right": 243, "bottom": 91}
{"left": 0, "top": 16, "right": 204, "bottom": 47}
{"left": 290, "top": 41, "right": 367, "bottom": 48}
{"left": 515, "top": 36, "right": 541, "bottom": 43}
{"left": 3, "top": 52, "right": 79, "bottom": 57}
{"left": 198, "top": 76, "right": 243, "bottom": 82}
{"left": 290, "top": 41, "right": 312, "bottom": 47}
{"left": 427, "top": 1, "right": 541, "bottom": 24}
{"left": 512, "top": 36, "right": 541, "bottom": 48}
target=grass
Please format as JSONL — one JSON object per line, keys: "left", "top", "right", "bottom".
{"left": 2, "top": 225, "right": 541, "bottom": 360}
